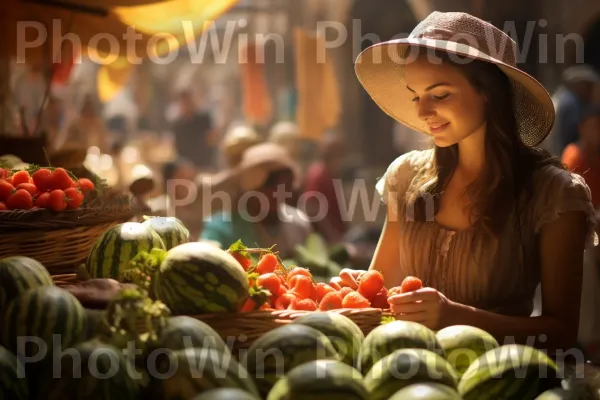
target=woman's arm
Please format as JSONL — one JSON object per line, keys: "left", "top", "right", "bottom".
{"left": 450, "top": 210, "right": 587, "bottom": 353}
{"left": 369, "top": 216, "right": 403, "bottom": 289}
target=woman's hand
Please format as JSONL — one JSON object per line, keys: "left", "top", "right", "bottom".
{"left": 330, "top": 268, "right": 367, "bottom": 290}
{"left": 388, "top": 287, "right": 457, "bottom": 330}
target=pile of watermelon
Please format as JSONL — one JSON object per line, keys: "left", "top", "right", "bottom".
{"left": 0, "top": 167, "right": 96, "bottom": 211}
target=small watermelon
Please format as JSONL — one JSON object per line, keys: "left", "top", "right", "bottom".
{"left": 86, "top": 222, "right": 166, "bottom": 279}
{"left": 153, "top": 242, "right": 249, "bottom": 314}
{"left": 150, "top": 316, "right": 231, "bottom": 356}
{"left": 0, "top": 345, "right": 28, "bottom": 400}
{"left": 1, "top": 286, "right": 86, "bottom": 360}
{"left": 534, "top": 388, "right": 572, "bottom": 399}
{"left": 146, "top": 348, "right": 259, "bottom": 400}
{"left": 38, "top": 339, "right": 140, "bottom": 400}
{"left": 364, "top": 348, "right": 459, "bottom": 400}
{"left": 242, "top": 324, "right": 341, "bottom": 398}
{"left": 192, "top": 388, "right": 261, "bottom": 400}
{"left": 142, "top": 216, "right": 190, "bottom": 250}
{"left": 458, "top": 344, "right": 561, "bottom": 400}
{"left": 436, "top": 325, "right": 499, "bottom": 376}
{"left": 358, "top": 320, "right": 443, "bottom": 374}
{"left": 0, "top": 256, "right": 54, "bottom": 311}
{"left": 291, "top": 311, "right": 365, "bottom": 367}
{"left": 266, "top": 359, "right": 368, "bottom": 400}
{"left": 388, "top": 382, "right": 462, "bottom": 399}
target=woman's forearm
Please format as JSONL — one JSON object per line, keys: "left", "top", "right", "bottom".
{"left": 450, "top": 302, "right": 578, "bottom": 354}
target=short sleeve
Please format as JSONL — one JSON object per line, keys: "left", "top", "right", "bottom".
{"left": 533, "top": 166, "right": 598, "bottom": 248}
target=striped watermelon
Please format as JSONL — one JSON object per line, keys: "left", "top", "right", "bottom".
{"left": 242, "top": 324, "right": 341, "bottom": 398}
{"left": 291, "top": 312, "right": 365, "bottom": 367}
{"left": 153, "top": 242, "right": 249, "bottom": 314}
{"left": 1, "top": 286, "right": 86, "bottom": 360}
{"left": 192, "top": 388, "right": 261, "bottom": 400}
{"left": 358, "top": 320, "right": 443, "bottom": 374}
{"left": 388, "top": 383, "right": 462, "bottom": 399}
{"left": 142, "top": 216, "right": 190, "bottom": 250}
{"left": 436, "top": 325, "right": 499, "bottom": 376}
{"left": 151, "top": 315, "right": 231, "bottom": 356}
{"left": 0, "top": 256, "right": 54, "bottom": 312}
{"left": 458, "top": 344, "right": 561, "bottom": 400}
{"left": 38, "top": 339, "right": 140, "bottom": 400}
{"left": 364, "top": 348, "right": 459, "bottom": 400}
{"left": 86, "top": 222, "right": 166, "bottom": 279}
{"left": 266, "top": 359, "right": 368, "bottom": 400}
{"left": 146, "top": 348, "right": 259, "bottom": 400}
{"left": 0, "top": 345, "right": 28, "bottom": 400}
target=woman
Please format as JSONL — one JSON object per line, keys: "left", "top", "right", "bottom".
{"left": 351, "top": 12, "right": 597, "bottom": 353}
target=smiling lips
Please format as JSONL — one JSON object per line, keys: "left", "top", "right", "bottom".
{"left": 429, "top": 122, "right": 449, "bottom": 134}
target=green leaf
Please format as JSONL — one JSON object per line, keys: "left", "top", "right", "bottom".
{"left": 228, "top": 239, "right": 249, "bottom": 258}
{"left": 381, "top": 315, "right": 395, "bottom": 325}
{"left": 305, "top": 233, "right": 329, "bottom": 265}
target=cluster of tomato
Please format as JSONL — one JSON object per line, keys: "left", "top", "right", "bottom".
{"left": 0, "top": 167, "right": 95, "bottom": 211}
{"left": 231, "top": 250, "right": 423, "bottom": 312}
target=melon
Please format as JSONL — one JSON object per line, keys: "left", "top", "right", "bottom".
{"left": 150, "top": 315, "right": 231, "bottom": 356}
{"left": 142, "top": 216, "right": 190, "bottom": 250}
{"left": 38, "top": 339, "right": 140, "bottom": 400}
{"left": 146, "top": 348, "right": 259, "bottom": 400}
{"left": 0, "top": 345, "right": 28, "bottom": 400}
{"left": 436, "top": 325, "right": 499, "bottom": 376}
{"left": 1, "top": 286, "right": 86, "bottom": 359}
{"left": 534, "top": 388, "right": 571, "bottom": 399}
{"left": 388, "top": 382, "right": 462, "bottom": 399}
{"left": 86, "top": 222, "right": 166, "bottom": 279}
{"left": 291, "top": 311, "right": 365, "bottom": 367}
{"left": 267, "top": 359, "right": 368, "bottom": 400}
{"left": 192, "top": 388, "right": 261, "bottom": 400}
{"left": 364, "top": 348, "right": 459, "bottom": 400}
{"left": 242, "top": 324, "right": 341, "bottom": 398}
{"left": 458, "top": 344, "right": 561, "bottom": 400}
{"left": 0, "top": 256, "right": 54, "bottom": 311}
{"left": 153, "top": 242, "right": 249, "bottom": 314}
{"left": 358, "top": 320, "right": 443, "bottom": 374}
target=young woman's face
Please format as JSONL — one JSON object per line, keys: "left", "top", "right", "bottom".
{"left": 404, "top": 56, "right": 488, "bottom": 147}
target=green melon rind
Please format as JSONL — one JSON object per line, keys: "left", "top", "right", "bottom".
{"left": 191, "top": 388, "right": 260, "bottom": 400}
{"left": 435, "top": 325, "right": 500, "bottom": 376}
{"left": 154, "top": 242, "right": 249, "bottom": 314}
{"left": 0, "top": 345, "right": 28, "bottom": 400}
{"left": 388, "top": 382, "right": 462, "bottom": 400}
{"left": 266, "top": 359, "right": 368, "bottom": 400}
{"left": 39, "top": 339, "right": 140, "bottom": 400}
{"left": 291, "top": 312, "right": 365, "bottom": 367}
{"left": 151, "top": 315, "right": 231, "bottom": 356}
{"left": 458, "top": 344, "right": 560, "bottom": 400}
{"left": 0, "top": 256, "right": 54, "bottom": 311}
{"left": 534, "top": 388, "right": 571, "bottom": 399}
{"left": 364, "top": 348, "right": 460, "bottom": 400}
{"left": 1, "top": 286, "right": 86, "bottom": 359}
{"left": 87, "top": 222, "right": 166, "bottom": 279}
{"left": 142, "top": 217, "right": 190, "bottom": 250}
{"left": 242, "top": 324, "right": 341, "bottom": 398}
{"left": 358, "top": 320, "right": 444, "bottom": 374}
{"left": 147, "top": 348, "right": 259, "bottom": 400}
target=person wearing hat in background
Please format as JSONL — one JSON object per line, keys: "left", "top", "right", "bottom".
{"left": 346, "top": 11, "right": 597, "bottom": 354}
{"left": 199, "top": 142, "right": 312, "bottom": 259}
{"left": 545, "top": 65, "right": 600, "bottom": 156}
{"left": 220, "top": 124, "right": 263, "bottom": 168}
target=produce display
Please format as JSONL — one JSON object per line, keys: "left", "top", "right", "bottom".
{"left": 0, "top": 166, "right": 95, "bottom": 211}
{"left": 0, "top": 214, "right": 585, "bottom": 400}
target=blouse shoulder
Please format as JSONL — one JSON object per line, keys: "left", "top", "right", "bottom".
{"left": 376, "top": 149, "right": 433, "bottom": 205}
{"left": 530, "top": 164, "right": 597, "bottom": 248}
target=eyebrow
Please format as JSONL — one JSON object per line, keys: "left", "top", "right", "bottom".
{"left": 406, "top": 82, "right": 452, "bottom": 92}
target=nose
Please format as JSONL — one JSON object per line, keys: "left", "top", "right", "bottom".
{"left": 417, "top": 100, "right": 436, "bottom": 121}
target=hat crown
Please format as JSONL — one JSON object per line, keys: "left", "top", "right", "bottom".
{"left": 409, "top": 11, "right": 518, "bottom": 67}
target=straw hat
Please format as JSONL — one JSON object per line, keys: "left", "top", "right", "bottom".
{"left": 221, "top": 124, "right": 263, "bottom": 167}
{"left": 211, "top": 142, "right": 302, "bottom": 193}
{"left": 354, "top": 11, "right": 555, "bottom": 147}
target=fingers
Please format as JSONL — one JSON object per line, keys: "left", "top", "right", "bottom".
{"left": 393, "top": 312, "right": 428, "bottom": 324}
{"left": 390, "top": 301, "right": 427, "bottom": 315}
{"left": 329, "top": 277, "right": 343, "bottom": 290}
{"left": 388, "top": 287, "right": 437, "bottom": 305}
{"left": 339, "top": 268, "right": 361, "bottom": 289}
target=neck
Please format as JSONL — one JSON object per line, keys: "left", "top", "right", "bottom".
{"left": 455, "top": 124, "right": 486, "bottom": 181}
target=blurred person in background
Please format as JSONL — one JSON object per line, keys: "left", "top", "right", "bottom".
{"left": 303, "top": 131, "right": 348, "bottom": 244}
{"left": 60, "top": 94, "right": 109, "bottom": 153}
{"left": 171, "top": 89, "right": 217, "bottom": 172}
{"left": 200, "top": 142, "right": 312, "bottom": 259}
{"left": 220, "top": 124, "right": 263, "bottom": 168}
{"left": 546, "top": 65, "right": 600, "bottom": 156}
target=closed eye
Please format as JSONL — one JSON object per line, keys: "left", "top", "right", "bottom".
{"left": 434, "top": 94, "right": 450, "bottom": 101}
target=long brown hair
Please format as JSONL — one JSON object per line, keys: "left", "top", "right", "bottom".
{"left": 405, "top": 50, "right": 564, "bottom": 236}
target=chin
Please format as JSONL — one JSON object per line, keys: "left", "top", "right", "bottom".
{"left": 432, "top": 136, "right": 455, "bottom": 148}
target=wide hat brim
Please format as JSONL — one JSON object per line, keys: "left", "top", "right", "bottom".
{"left": 354, "top": 37, "right": 556, "bottom": 147}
